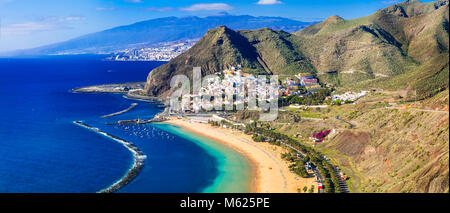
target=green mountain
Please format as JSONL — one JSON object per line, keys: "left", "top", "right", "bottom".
{"left": 145, "top": 26, "right": 266, "bottom": 96}
{"left": 145, "top": 0, "right": 449, "bottom": 99}
{"left": 145, "top": 26, "right": 316, "bottom": 96}
{"left": 295, "top": 0, "right": 449, "bottom": 99}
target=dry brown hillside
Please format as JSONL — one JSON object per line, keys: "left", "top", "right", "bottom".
{"left": 266, "top": 91, "right": 449, "bottom": 193}
{"left": 294, "top": 0, "right": 449, "bottom": 95}
{"left": 326, "top": 102, "right": 449, "bottom": 192}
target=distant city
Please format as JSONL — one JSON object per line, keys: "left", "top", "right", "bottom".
{"left": 106, "top": 39, "right": 199, "bottom": 62}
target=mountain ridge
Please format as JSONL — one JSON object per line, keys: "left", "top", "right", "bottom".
{"left": 8, "top": 14, "right": 315, "bottom": 56}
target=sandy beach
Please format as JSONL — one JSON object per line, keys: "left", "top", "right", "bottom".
{"left": 164, "top": 118, "right": 317, "bottom": 193}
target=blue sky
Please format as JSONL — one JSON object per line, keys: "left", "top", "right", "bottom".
{"left": 0, "top": 0, "right": 433, "bottom": 52}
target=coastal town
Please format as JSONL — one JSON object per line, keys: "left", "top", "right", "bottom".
{"left": 164, "top": 65, "right": 368, "bottom": 114}
{"left": 170, "top": 66, "right": 279, "bottom": 113}
{"left": 107, "top": 39, "right": 198, "bottom": 61}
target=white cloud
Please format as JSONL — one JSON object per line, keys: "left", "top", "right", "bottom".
{"left": 379, "top": 0, "right": 400, "bottom": 4}
{"left": 180, "top": 3, "right": 233, "bottom": 11}
{"left": 57, "top": 16, "right": 86, "bottom": 21}
{"left": 1, "top": 16, "right": 85, "bottom": 36}
{"left": 256, "top": 0, "right": 283, "bottom": 5}
{"left": 146, "top": 7, "right": 173, "bottom": 12}
{"left": 96, "top": 7, "right": 115, "bottom": 11}
{"left": 1, "top": 22, "right": 66, "bottom": 36}
{"left": 37, "top": 16, "right": 85, "bottom": 22}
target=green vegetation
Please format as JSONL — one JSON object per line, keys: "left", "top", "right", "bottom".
{"left": 309, "top": 185, "right": 315, "bottom": 193}
{"left": 289, "top": 160, "right": 309, "bottom": 178}
{"left": 252, "top": 134, "right": 266, "bottom": 142}
{"left": 294, "top": 111, "right": 324, "bottom": 119}
{"left": 240, "top": 28, "right": 316, "bottom": 76}
{"left": 208, "top": 120, "right": 221, "bottom": 127}
{"left": 279, "top": 88, "right": 333, "bottom": 106}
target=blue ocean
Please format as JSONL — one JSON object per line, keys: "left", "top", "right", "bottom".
{"left": 0, "top": 55, "right": 251, "bottom": 193}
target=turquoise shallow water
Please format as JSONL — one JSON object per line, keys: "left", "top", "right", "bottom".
{"left": 154, "top": 124, "right": 252, "bottom": 193}
{"left": 0, "top": 55, "right": 252, "bottom": 192}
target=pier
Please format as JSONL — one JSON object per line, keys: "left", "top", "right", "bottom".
{"left": 105, "top": 117, "right": 168, "bottom": 125}
{"left": 101, "top": 103, "right": 138, "bottom": 118}
{"left": 73, "top": 121, "right": 147, "bottom": 193}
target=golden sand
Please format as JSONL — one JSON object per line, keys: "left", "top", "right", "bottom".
{"left": 164, "top": 118, "right": 317, "bottom": 193}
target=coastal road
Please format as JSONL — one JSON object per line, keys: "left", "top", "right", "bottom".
{"left": 281, "top": 141, "right": 350, "bottom": 193}
{"left": 330, "top": 165, "right": 350, "bottom": 193}
{"left": 323, "top": 157, "right": 350, "bottom": 193}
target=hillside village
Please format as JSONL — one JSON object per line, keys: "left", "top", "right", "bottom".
{"left": 168, "top": 65, "right": 368, "bottom": 114}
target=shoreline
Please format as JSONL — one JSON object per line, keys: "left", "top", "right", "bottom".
{"left": 73, "top": 121, "right": 147, "bottom": 193}
{"left": 163, "top": 120, "right": 260, "bottom": 192}
{"left": 163, "top": 118, "right": 317, "bottom": 193}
